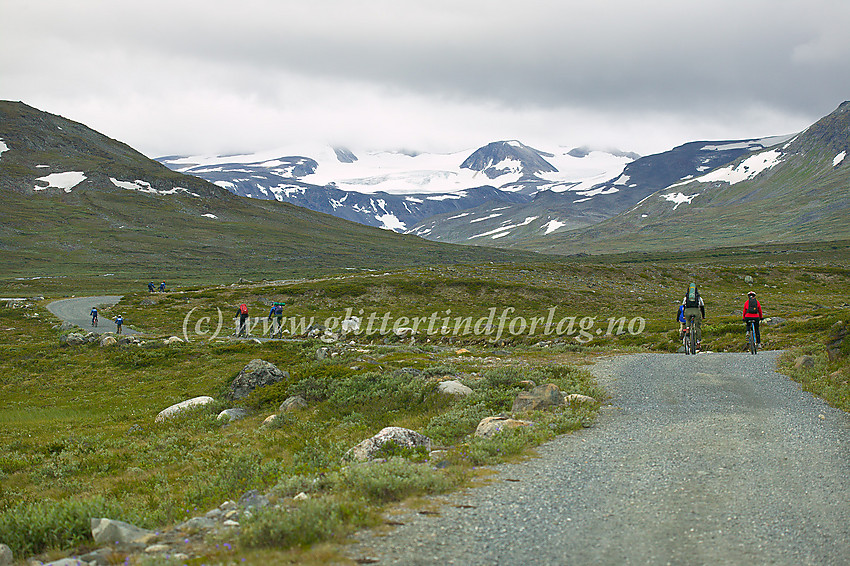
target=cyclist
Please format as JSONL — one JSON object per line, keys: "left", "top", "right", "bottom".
{"left": 90, "top": 307, "right": 98, "bottom": 327}
{"left": 115, "top": 314, "right": 124, "bottom": 334}
{"left": 677, "top": 303, "right": 686, "bottom": 339}
{"left": 682, "top": 283, "right": 706, "bottom": 351}
{"left": 742, "top": 291, "right": 763, "bottom": 346}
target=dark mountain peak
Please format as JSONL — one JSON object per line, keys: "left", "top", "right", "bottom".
{"left": 460, "top": 140, "right": 558, "bottom": 179}
{"left": 787, "top": 101, "right": 850, "bottom": 157}
{"left": 333, "top": 147, "right": 358, "bottom": 163}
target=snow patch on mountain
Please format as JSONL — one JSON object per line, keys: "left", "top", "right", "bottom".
{"left": 110, "top": 177, "right": 201, "bottom": 197}
{"left": 542, "top": 219, "right": 567, "bottom": 234}
{"left": 834, "top": 151, "right": 846, "bottom": 167}
{"left": 0, "top": 139, "right": 8, "bottom": 159}
{"left": 663, "top": 192, "right": 699, "bottom": 210}
{"left": 34, "top": 171, "right": 86, "bottom": 192}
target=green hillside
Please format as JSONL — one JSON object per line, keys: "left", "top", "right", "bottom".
{"left": 515, "top": 102, "right": 850, "bottom": 254}
{"left": 0, "top": 101, "right": 541, "bottom": 285}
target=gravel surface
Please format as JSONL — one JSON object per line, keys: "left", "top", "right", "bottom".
{"left": 46, "top": 295, "right": 137, "bottom": 335}
{"left": 344, "top": 351, "right": 850, "bottom": 565}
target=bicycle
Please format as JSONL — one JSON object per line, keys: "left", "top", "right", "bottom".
{"left": 683, "top": 314, "right": 698, "bottom": 355}
{"left": 91, "top": 315, "right": 98, "bottom": 327}
{"left": 746, "top": 319, "right": 758, "bottom": 355}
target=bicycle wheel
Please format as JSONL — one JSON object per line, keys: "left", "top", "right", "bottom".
{"left": 689, "top": 317, "right": 698, "bottom": 354}
{"left": 748, "top": 323, "right": 757, "bottom": 355}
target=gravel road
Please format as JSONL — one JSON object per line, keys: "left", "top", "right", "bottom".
{"left": 345, "top": 351, "right": 850, "bottom": 565}
{"left": 46, "top": 295, "right": 137, "bottom": 335}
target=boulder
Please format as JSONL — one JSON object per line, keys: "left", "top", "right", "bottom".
{"left": 42, "top": 559, "right": 88, "bottom": 566}
{"left": 0, "top": 544, "right": 12, "bottom": 566}
{"left": 564, "top": 393, "right": 596, "bottom": 404}
{"left": 164, "top": 336, "right": 184, "bottom": 345}
{"left": 91, "top": 517, "right": 155, "bottom": 545}
{"left": 744, "top": 275, "right": 754, "bottom": 284}
{"left": 341, "top": 316, "right": 361, "bottom": 333}
{"left": 794, "top": 355, "right": 815, "bottom": 369}
{"left": 217, "top": 408, "right": 249, "bottom": 422}
{"left": 346, "top": 427, "right": 431, "bottom": 462}
{"left": 762, "top": 316, "right": 786, "bottom": 327}
{"left": 261, "top": 414, "right": 279, "bottom": 427}
{"left": 437, "top": 380, "right": 473, "bottom": 397}
{"left": 178, "top": 516, "right": 217, "bottom": 532}
{"left": 61, "top": 332, "right": 86, "bottom": 346}
{"left": 512, "top": 383, "right": 564, "bottom": 412}
{"left": 474, "top": 415, "right": 533, "bottom": 438}
{"left": 155, "top": 396, "right": 215, "bottom": 422}
{"left": 100, "top": 335, "right": 117, "bottom": 347}
{"left": 279, "top": 395, "right": 308, "bottom": 412}
{"left": 227, "top": 359, "right": 289, "bottom": 401}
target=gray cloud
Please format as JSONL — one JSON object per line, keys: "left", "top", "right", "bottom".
{"left": 2, "top": 0, "right": 848, "bottom": 156}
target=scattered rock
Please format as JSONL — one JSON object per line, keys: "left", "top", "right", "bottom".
{"left": 341, "top": 316, "right": 361, "bottom": 333}
{"left": 144, "top": 544, "right": 171, "bottom": 554}
{"left": 744, "top": 275, "right": 754, "bottom": 284}
{"left": 346, "top": 427, "right": 432, "bottom": 462}
{"left": 518, "top": 379, "right": 536, "bottom": 390}
{"left": 0, "top": 544, "right": 12, "bottom": 566}
{"left": 227, "top": 359, "right": 289, "bottom": 401}
{"left": 564, "top": 393, "right": 596, "bottom": 404}
{"left": 395, "top": 327, "right": 416, "bottom": 339}
{"left": 155, "top": 396, "right": 216, "bottom": 423}
{"left": 762, "top": 316, "right": 786, "bottom": 327}
{"left": 294, "top": 492, "right": 309, "bottom": 501}
{"left": 239, "top": 490, "right": 269, "bottom": 509}
{"left": 179, "top": 516, "right": 217, "bottom": 532}
{"left": 42, "top": 559, "right": 88, "bottom": 566}
{"left": 794, "top": 355, "right": 815, "bottom": 369}
{"left": 279, "top": 395, "right": 308, "bottom": 412}
{"left": 164, "top": 336, "right": 184, "bottom": 345}
{"left": 437, "top": 380, "right": 473, "bottom": 396}
{"left": 61, "top": 332, "right": 86, "bottom": 346}
{"left": 474, "top": 415, "right": 533, "bottom": 438}
{"left": 99, "top": 335, "right": 117, "bottom": 347}
{"left": 261, "top": 414, "right": 279, "bottom": 427}
{"left": 455, "top": 348, "right": 471, "bottom": 355}
{"left": 217, "top": 408, "right": 249, "bottom": 422}
{"left": 91, "top": 517, "right": 155, "bottom": 545}
{"left": 512, "top": 383, "right": 564, "bottom": 412}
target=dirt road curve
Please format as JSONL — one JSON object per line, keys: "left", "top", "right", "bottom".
{"left": 345, "top": 351, "right": 850, "bottom": 566}
{"left": 46, "top": 295, "right": 137, "bottom": 335}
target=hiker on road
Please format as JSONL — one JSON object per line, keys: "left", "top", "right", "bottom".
{"left": 236, "top": 303, "right": 249, "bottom": 337}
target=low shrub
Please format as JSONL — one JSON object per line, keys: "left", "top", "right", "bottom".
{"left": 335, "top": 457, "right": 455, "bottom": 503}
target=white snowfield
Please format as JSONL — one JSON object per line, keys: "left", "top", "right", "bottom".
{"left": 34, "top": 171, "right": 87, "bottom": 192}
{"left": 662, "top": 192, "right": 699, "bottom": 210}
{"left": 0, "top": 139, "right": 8, "bottom": 158}
{"left": 163, "top": 143, "right": 633, "bottom": 197}
{"left": 834, "top": 151, "right": 846, "bottom": 167}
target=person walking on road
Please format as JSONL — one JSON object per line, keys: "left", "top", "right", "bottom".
{"left": 743, "top": 290, "right": 764, "bottom": 346}
{"left": 268, "top": 302, "right": 285, "bottom": 338}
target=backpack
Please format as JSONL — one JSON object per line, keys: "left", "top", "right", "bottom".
{"left": 239, "top": 304, "right": 248, "bottom": 315}
{"left": 685, "top": 283, "right": 700, "bottom": 308}
{"left": 273, "top": 305, "right": 283, "bottom": 316}
{"left": 747, "top": 298, "right": 759, "bottom": 314}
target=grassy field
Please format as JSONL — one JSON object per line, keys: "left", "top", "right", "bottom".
{"left": 0, "top": 242, "right": 848, "bottom": 563}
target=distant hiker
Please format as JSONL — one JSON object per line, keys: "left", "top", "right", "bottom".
{"left": 115, "top": 314, "right": 124, "bottom": 334}
{"left": 91, "top": 307, "right": 98, "bottom": 327}
{"left": 236, "top": 303, "right": 249, "bottom": 337}
{"left": 159, "top": 281, "right": 166, "bottom": 292}
{"left": 148, "top": 281, "right": 155, "bottom": 293}
{"left": 742, "top": 290, "right": 763, "bottom": 346}
{"left": 676, "top": 303, "right": 686, "bottom": 339}
{"left": 268, "top": 302, "right": 285, "bottom": 338}
{"left": 681, "top": 283, "right": 706, "bottom": 351}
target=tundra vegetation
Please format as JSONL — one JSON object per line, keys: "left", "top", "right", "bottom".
{"left": 0, "top": 242, "right": 847, "bottom": 563}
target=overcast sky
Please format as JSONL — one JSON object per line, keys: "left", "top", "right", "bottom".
{"left": 2, "top": 0, "right": 849, "bottom": 158}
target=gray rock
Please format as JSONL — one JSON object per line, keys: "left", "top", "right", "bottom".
{"left": 61, "top": 332, "right": 85, "bottom": 346}
{"left": 163, "top": 336, "right": 183, "bottom": 345}
{"left": 744, "top": 275, "right": 754, "bottom": 284}
{"left": 763, "top": 316, "right": 786, "bottom": 327}
{"left": 239, "top": 489, "right": 269, "bottom": 509}
{"left": 0, "top": 544, "right": 12, "bottom": 566}
{"left": 437, "top": 380, "right": 473, "bottom": 396}
{"left": 347, "top": 427, "right": 432, "bottom": 462}
{"left": 279, "top": 395, "right": 308, "bottom": 412}
{"left": 42, "top": 559, "right": 88, "bottom": 566}
{"left": 91, "top": 517, "right": 154, "bottom": 545}
{"left": 217, "top": 408, "right": 249, "bottom": 422}
{"left": 794, "top": 355, "right": 815, "bottom": 369}
{"left": 512, "top": 383, "right": 564, "bottom": 412}
{"left": 474, "top": 415, "right": 533, "bottom": 438}
{"left": 564, "top": 393, "right": 596, "bottom": 404}
{"left": 155, "top": 396, "right": 215, "bottom": 422}
{"left": 179, "top": 516, "right": 217, "bottom": 532}
{"left": 100, "top": 335, "right": 117, "bottom": 347}
{"left": 227, "top": 359, "right": 289, "bottom": 401}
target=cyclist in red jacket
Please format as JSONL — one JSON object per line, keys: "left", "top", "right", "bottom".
{"left": 742, "top": 291, "right": 763, "bottom": 346}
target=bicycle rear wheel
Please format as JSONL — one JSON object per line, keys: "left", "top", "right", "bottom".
{"left": 748, "top": 323, "right": 757, "bottom": 355}
{"left": 689, "top": 317, "right": 698, "bottom": 354}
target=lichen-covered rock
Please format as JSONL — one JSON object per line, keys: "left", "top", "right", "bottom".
{"left": 227, "top": 359, "right": 289, "bottom": 401}
{"left": 346, "top": 427, "right": 431, "bottom": 462}
{"left": 474, "top": 416, "right": 533, "bottom": 438}
{"left": 512, "top": 383, "right": 564, "bottom": 412}
{"left": 155, "top": 396, "right": 215, "bottom": 422}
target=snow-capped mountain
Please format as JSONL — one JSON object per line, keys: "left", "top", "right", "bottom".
{"left": 157, "top": 141, "right": 635, "bottom": 232}
{"left": 406, "top": 135, "right": 793, "bottom": 244}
